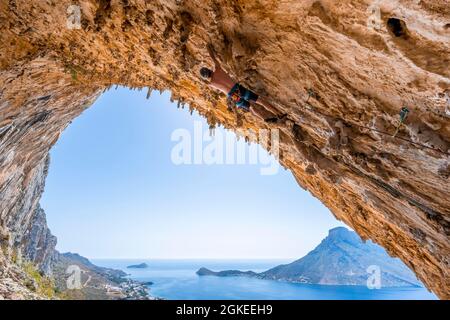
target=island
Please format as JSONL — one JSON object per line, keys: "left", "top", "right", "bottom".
{"left": 127, "top": 263, "right": 149, "bottom": 269}
{"left": 196, "top": 267, "right": 257, "bottom": 277}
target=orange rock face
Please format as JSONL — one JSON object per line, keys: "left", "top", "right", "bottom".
{"left": 0, "top": 1, "right": 449, "bottom": 299}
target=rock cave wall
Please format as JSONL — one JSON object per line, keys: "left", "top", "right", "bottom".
{"left": 0, "top": 0, "right": 449, "bottom": 299}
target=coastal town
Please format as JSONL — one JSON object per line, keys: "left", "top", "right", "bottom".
{"left": 105, "top": 279, "right": 159, "bottom": 300}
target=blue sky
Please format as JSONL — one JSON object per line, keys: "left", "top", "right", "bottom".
{"left": 41, "top": 87, "right": 344, "bottom": 259}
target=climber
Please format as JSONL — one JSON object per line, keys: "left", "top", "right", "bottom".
{"left": 200, "top": 45, "right": 285, "bottom": 123}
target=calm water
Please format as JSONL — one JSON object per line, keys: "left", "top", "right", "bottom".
{"left": 92, "top": 259, "right": 437, "bottom": 300}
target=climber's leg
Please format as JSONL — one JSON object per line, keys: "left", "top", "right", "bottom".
{"left": 249, "top": 104, "right": 277, "bottom": 122}
{"left": 232, "top": 84, "right": 286, "bottom": 123}
{"left": 234, "top": 98, "right": 269, "bottom": 121}
{"left": 238, "top": 84, "right": 285, "bottom": 120}
{"left": 255, "top": 96, "right": 283, "bottom": 118}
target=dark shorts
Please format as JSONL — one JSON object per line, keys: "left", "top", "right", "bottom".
{"left": 227, "top": 83, "right": 259, "bottom": 111}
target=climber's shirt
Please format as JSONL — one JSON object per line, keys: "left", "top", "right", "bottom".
{"left": 227, "top": 83, "right": 259, "bottom": 111}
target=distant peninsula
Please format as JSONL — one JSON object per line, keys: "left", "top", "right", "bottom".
{"left": 197, "top": 227, "right": 422, "bottom": 288}
{"left": 127, "top": 263, "right": 149, "bottom": 269}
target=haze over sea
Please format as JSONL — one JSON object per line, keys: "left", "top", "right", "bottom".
{"left": 92, "top": 259, "right": 437, "bottom": 300}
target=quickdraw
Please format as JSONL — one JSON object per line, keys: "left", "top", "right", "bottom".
{"left": 393, "top": 107, "right": 410, "bottom": 137}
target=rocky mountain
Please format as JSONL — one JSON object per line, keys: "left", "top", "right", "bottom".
{"left": 0, "top": 155, "right": 56, "bottom": 299}
{"left": 20, "top": 204, "right": 58, "bottom": 276}
{"left": 198, "top": 227, "right": 422, "bottom": 287}
{"left": 0, "top": 196, "right": 153, "bottom": 299}
{"left": 52, "top": 252, "right": 152, "bottom": 300}
{"left": 0, "top": 1, "right": 449, "bottom": 298}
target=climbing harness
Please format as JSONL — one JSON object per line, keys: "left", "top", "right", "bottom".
{"left": 227, "top": 83, "right": 257, "bottom": 111}
{"left": 393, "top": 107, "right": 409, "bottom": 138}
{"left": 228, "top": 83, "right": 242, "bottom": 103}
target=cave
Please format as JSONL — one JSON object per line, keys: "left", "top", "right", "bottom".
{"left": 0, "top": 1, "right": 449, "bottom": 299}
{"left": 387, "top": 18, "right": 408, "bottom": 38}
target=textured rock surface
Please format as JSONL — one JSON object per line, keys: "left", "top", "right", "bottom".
{"left": 0, "top": 153, "right": 56, "bottom": 299}
{"left": 0, "top": 0, "right": 449, "bottom": 298}
{"left": 21, "top": 204, "right": 58, "bottom": 276}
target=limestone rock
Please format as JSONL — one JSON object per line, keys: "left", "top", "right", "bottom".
{"left": 0, "top": 0, "right": 449, "bottom": 298}
{"left": 21, "top": 204, "right": 58, "bottom": 276}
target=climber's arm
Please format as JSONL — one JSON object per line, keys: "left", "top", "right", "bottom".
{"left": 207, "top": 44, "right": 221, "bottom": 69}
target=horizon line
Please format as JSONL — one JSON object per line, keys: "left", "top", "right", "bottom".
{"left": 85, "top": 257, "right": 298, "bottom": 261}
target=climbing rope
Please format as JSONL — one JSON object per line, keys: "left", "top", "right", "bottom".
{"left": 301, "top": 89, "right": 450, "bottom": 156}
{"left": 351, "top": 123, "right": 449, "bottom": 156}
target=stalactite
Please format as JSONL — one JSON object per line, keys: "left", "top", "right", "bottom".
{"left": 146, "top": 87, "right": 152, "bottom": 99}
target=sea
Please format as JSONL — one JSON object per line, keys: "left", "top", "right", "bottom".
{"left": 91, "top": 259, "right": 437, "bottom": 300}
